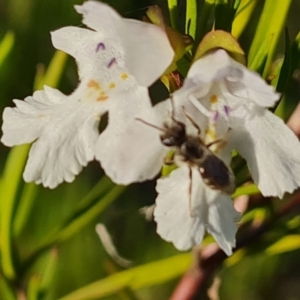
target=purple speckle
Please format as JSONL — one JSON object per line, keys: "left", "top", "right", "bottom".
{"left": 107, "top": 57, "right": 117, "bottom": 68}
{"left": 96, "top": 42, "right": 105, "bottom": 52}
{"left": 212, "top": 111, "right": 219, "bottom": 122}
{"left": 223, "top": 105, "right": 230, "bottom": 116}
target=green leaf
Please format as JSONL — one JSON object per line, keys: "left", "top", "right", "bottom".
{"left": 59, "top": 253, "right": 192, "bottom": 300}
{"left": 275, "top": 29, "right": 292, "bottom": 93}
{"left": 0, "top": 144, "right": 30, "bottom": 280}
{"left": 215, "top": 0, "right": 233, "bottom": 32}
{"left": 186, "top": 0, "right": 197, "bottom": 39}
{"left": 232, "top": 0, "right": 258, "bottom": 38}
{"left": 13, "top": 183, "right": 38, "bottom": 237}
{"left": 27, "top": 275, "right": 41, "bottom": 300}
{"left": 24, "top": 185, "right": 126, "bottom": 271}
{"left": 168, "top": 0, "right": 178, "bottom": 29}
{"left": 248, "top": 34, "right": 272, "bottom": 72}
{"left": 265, "top": 235, "right": 300, "bottom": 255}
{"left": 34, "top": 50, "right": 68, "bottom": 90}
{"left": 248, "top": 0, "right": 292, "bottom": 77}
{"left": 193, "top": 30, "right": 245, "bottom": 65}
{"left": 194, "top": 0, "right": 216, "bottom": 45}
{"left": 0, "top": 31, "right": 14, "bottom": 67}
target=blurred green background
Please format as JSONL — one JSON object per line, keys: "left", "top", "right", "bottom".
{"left": 1, "top": 0, "right": 300, "bottom": 299}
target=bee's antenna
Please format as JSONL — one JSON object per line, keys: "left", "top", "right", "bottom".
{"left": 182, "top": 106, "right": 201, "bottom": 135}
{"left": 135, "top": 118, "right": 165, "bottom": 132}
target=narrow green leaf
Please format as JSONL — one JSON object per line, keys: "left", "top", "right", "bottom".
{"left": 59, "top": 253, "right": 192, "bottom": 300}
{"left": 215, "top": 0, "right": 233, "bottom": 32}
{"left": 0, "top": 144, "right": 30, "bottom": 280}
{"left": 248, "top": 34, "right": 272, "bottom": 71}
{"left": 0, "top": 277, "right": 16, "bottom": 300}
{"left": 168, "top": 0, "right": 178, "bottom": 29}
{"left": 40, "top": 249, "right": 59, "bottom": 292}
{"left": 232, "top": 0, "right": 258, "bottom": 38}
{"left": 0, "top": 31, "right": 14, "bottom": 67}
{"left": 13, "top": 183, "right": 38, "bottom": 236}
{"left": 186, "top": 0, "right": 197, "bottom": 38}
{"left": 194, "top": 0, "right": 215, "bottom": 45}
{"left": 24, "top": 185, "right": 126, "bottom": 270}
{"left": 265, "top": 235, "right": 300, "bottom": 255}
{"left": 56, "top": 185, "right": 126, "bottom": 243}
{"left": 248, "top": 0, "right": 292, "bottom": 76}
{"left": 27, "top": 275, "right": 41, "bottom": 300}
{"left": 34, "top": 50, "right": 68, "bottom": 90}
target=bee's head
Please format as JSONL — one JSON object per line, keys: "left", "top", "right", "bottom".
{"left": 160, "top": 121, "right": 186, "bottom": 147}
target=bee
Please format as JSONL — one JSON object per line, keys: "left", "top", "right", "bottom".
{"left": 136, "top": 98, "right": 235, "bottom": 214}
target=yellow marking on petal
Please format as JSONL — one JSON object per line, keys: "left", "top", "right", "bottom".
{"left": 108, "top": 82, "right": 116, "bottom": 89}
{"left": 210, "top": 95, "right": 218, "bottom": 104}
{"left": 87, "top": 79, "right": 102, "bottom": 90}
{"left": 120, "top": 73, "right": 129, "bottom": 80}
{"left": 97, "top": 95, "right": 108, "bottom": 101}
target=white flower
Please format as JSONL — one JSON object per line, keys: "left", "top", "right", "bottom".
{"left": 179, "top": 49, "right": 300, "bottom": 198}
{"left": 1, "top": 1, "right": 174, "bottom": 188}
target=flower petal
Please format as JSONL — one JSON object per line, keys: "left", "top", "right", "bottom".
{"left": 95, "top": 93, "right": 169, "bottom": 184}
{"left": 51, "top": 26, "right": 127, "bottom": 83}
{"left": 1, "top": 87, "right": 66, "bottom": 146}
{"left": 232, "top": 109, "right": 300, "bottom": 198}
{"left": 186, "top": 49, "right": 279, "bottom": 107}
{"left": 2, "top": 86, "right": 105, "bottom": 188}
{"left": 154, "top": 166, "right": 239, "bottom": 255}
{"left": 75, "top": 1, "right": 174, "bottom": 86}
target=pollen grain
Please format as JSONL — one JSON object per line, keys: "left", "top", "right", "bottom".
{"left": 120, "top": 73, "right": 129, "bottom": 80}
{"left": 210, "top": 95, "right": 218, "bottom": 104}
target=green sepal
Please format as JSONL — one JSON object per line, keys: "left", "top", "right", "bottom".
{"left": 193, "top": 30, "right": 246, "bottom": 65}
{"left": 145, "top": 6, "right": 194, "bottom": 73}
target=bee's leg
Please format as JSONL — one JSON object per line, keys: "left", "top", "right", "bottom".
{"left": 206, "top": 128, "right": 232, "bottom": 151}
{"left": 182, "top": 107, "right": 201, "bottom": 135}
{"left": 206, "top": 138, "right": 226, "bottom": 150}
{"left": 188, "top": 167, "right": 195, "bottom": 218}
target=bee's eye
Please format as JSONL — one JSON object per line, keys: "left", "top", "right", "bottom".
{"left": 161, "top": 136, "right": 176, "bottom": 146}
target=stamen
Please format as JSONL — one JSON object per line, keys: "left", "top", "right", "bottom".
{"left": 224, "top": 105, "right": 230, "bottom": 116}
{"left": 189, "top": 95, "right": 211, "bottom": 117}
{"left": 96, "top": 42, "right": 105, "bottom": 52}
{"left": 212, "top": 110, "right": 219, "bottom": 122}
{"left": 107, "top": 58, "right": 117, "bottom": 68}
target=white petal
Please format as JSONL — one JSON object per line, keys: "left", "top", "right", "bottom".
{"left": 1, "top": 87, "right": 66, "bottom": 146}
{"left": 232, "top": 109, "right": 300, "bottom": 198}
{"left": 2, "top": 86, "right": 106, "bottom": 188}
{"left": 95, "top": 91, "right": 169, "bottom": 184}
{"left": 75, "top": 1, "right": 174, "bottom": 86}
{"left": 51, "top": 26, "right": 124, "bottom": 82}
{"left": 186, "top": 49, "right": 279, "bottom": 107}
{"left": 154, "top": 166, "right": 239, "bottom": 255}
